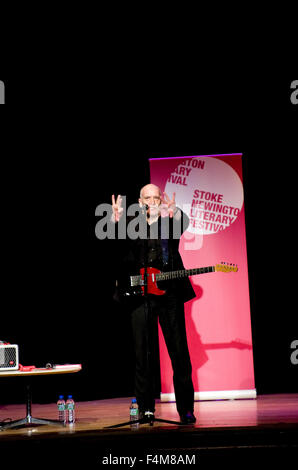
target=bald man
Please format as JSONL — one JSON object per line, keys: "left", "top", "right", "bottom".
{"left": 112, "top": 184, "right": 196, "bottom": 424}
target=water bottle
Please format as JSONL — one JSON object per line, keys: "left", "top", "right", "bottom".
{"left": 129, "top": 398, "right": 139, "bottom": 429}
{"left": 57, "top": 395, "right": 66, "bottom": 424}
{"left": 66, "top": 395, "right": 75, "bottom": 424}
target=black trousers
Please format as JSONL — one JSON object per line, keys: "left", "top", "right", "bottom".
{"left": 130, "top": 293, "right": 194, "bottom": 416}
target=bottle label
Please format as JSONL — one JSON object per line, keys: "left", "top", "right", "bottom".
{"left": 130, "top": 409, "right": 138, "bottom": 417}
{"left": 58, "top": 405, "right": 65, "bottom": 411}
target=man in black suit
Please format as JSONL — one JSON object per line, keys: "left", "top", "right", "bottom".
{"left": 112, "top": 184, "right": 196, "bottom": 424}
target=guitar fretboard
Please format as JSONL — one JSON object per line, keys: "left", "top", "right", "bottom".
{"left": 156, "top": 266, "right": 215, "bottom": 281}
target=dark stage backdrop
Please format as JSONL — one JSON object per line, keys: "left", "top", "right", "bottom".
{"left": 1, "top": 71, "right": 297, "bottom": 404}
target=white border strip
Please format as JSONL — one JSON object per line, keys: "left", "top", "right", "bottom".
{"left": 160, "top": 389, "right": 257, "bottom": 402}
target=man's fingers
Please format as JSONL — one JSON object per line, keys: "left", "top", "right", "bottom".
{"left": 112, "top": 194, "right": 122, "bottom": 209}
{"left": 163, "top": 191, "right": 175, "bottom": 205}
{"left": 163, "top": 192, "right": 170, "bottom": 202}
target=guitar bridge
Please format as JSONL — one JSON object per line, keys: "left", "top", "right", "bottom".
{"left": 130, "top": 275, "right": 143, "bottom": 287}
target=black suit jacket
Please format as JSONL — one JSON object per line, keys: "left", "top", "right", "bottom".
{"left": 113, "top": 208, "right": 196, "bottom": 304}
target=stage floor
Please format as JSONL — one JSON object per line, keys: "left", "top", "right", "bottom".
{"left": 1, "top": 394, "right": 298, "bottom": 466}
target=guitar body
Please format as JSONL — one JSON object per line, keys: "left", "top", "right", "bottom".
{"left": 140, "top": 267, "right": 166, "bottom": 296}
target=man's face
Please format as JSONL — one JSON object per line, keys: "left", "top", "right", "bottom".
{"left": 139, "top": 185, "right": 161, "bottom": 217}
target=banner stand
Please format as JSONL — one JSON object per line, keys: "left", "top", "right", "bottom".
{"left": 150, "top": 154, "right": 256, "bottom": 403}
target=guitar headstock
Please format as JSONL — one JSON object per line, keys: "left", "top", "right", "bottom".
{"left": 215, "top": 262, "right": 238, "bottom": 273}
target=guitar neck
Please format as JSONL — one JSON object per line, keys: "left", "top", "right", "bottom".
{"left": 156, "top": 266, "right": 215, "bottom": 281}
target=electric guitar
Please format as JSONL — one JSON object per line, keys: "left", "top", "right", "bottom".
{"left": 119, "top": 263, "right": 238, "bottom": 297}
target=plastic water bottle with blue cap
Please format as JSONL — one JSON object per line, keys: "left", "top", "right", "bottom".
{"left": 57, "top": 395, "right": 66, "bottom": 424}
{"left": 130, "top": 398, "right": 139, "bottom": 429}
{"left": 66, "top": 395, "right": 75, "bottom": 424}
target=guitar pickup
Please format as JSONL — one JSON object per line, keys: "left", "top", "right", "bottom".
{"left": 130, "top": 275, "right": 143, "bottom": 287}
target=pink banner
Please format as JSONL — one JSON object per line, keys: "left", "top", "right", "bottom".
{"left": 149, "top": 154, "right": 256, "bottom": 401}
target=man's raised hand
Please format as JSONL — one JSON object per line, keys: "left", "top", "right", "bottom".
{"left": 112, "top": 194, "right": 124, "bottom": 222}
{"left": 161, "top": 192, "right": 176, "bottom": 218}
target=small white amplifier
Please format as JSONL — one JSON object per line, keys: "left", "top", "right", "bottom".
{"left": 0, "top": 344, "right": 19, "bottom": 371}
